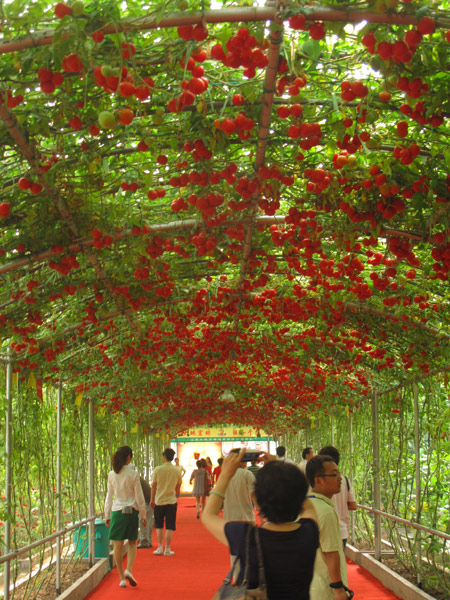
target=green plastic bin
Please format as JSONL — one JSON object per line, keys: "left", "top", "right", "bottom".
{"left": 73, "top": 519, "right": 110, "bottom": 558}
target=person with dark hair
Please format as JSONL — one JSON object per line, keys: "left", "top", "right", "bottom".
{"left": 190, "top": 459, "right": 210, "bottom": 518}
{"left": 306, "top": 455, "right": 350, "bottom": 600}
{"left": 104, "top": 446, "right": 146, "bottom": 588}
{"left": 212, "top": 457, "right": 223, "bottom": 485}
{"left": 202, "top": 449, "right": 319, "bottom": 599}
{"left": 298, "top": 447, "right": 315, "bottom": 473}
{"left": 151, "top": 447, "right": 182, "bottom": 556}
{"left": 205, "top": 456, "right": 213, "bottom": 477}
{"left": 319, "top": 446, "right": 357, "bottom": 548}
{"left": 276, "top": 445, "right": 294, "bottom": 463}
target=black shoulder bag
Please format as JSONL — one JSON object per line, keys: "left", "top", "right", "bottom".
{"left": 212, "top": 525, "right": 267, "bottom": 600}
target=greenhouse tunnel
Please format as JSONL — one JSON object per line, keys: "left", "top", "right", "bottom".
{"left": 0, "top": 0, "right": 449, "bottom": 597}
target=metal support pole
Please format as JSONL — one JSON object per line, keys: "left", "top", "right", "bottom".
{"left": 108, "top": 420, "right": 114, "bottom": 470}
{"left": 88, "top": 397, "right": 95, "bottom": 567}
{"left": 56, "top": 382, "right": 62, "bottom": 594}
{"left": 305, "top": 422, "right": 309, "bottom": 447}
{"left": 136, "top": 424, "right": 140, "bottom": 472}
{"left": 413, "top": 384, "right": 422, "bottom": 586}
{"left": 330, "top": 415, "right": 335, "bottom": 445}
{"left": 4, "top": 355, "right": 12, "bottom": 600}
{"left": 372, "top": 393, "right": 382, "bottom": 561}
{"left": 349, "top": 411, "right": 355, "bottom": 546}
{"left": 145, "top": 434, "right": 150, "bottom": 480}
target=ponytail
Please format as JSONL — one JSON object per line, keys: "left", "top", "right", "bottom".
{"left": 112, "top": 446, "right": 133, "bottom": 474}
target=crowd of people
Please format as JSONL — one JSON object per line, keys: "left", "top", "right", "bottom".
{"left": 104, "top": 443, "right": 356, "bottom": 598}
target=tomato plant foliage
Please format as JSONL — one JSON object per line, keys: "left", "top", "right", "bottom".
{"left": 0, "top": 0, "right": 449, "bottom": 433}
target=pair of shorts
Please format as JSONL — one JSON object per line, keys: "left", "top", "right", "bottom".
{"left": 154, "top": 503, "right": 177, "bottom": 530}
{"left": 109, "top": 509, "right": 139, "bottom": 541}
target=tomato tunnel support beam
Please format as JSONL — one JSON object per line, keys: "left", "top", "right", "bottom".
{"left": 236, "top": 3, "right": 284, "bottom": 301}
{"left": 372, "top": 392, "right": 382, "bottom": 562}
{"left": 88, "top": 396, "right": 95, "bottom": 568}
{"left": 0, "top": 6, "right": 431, "bottom": 56}
{"left": 56, "top": 382, "right": 62, "bottom": 595}
{"left": 4, "top": 353, "right": 13, "bottom": 600}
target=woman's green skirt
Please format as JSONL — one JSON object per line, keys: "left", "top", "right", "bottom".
{"left": 109, "top": 509, "right": 139, "bottom": 541}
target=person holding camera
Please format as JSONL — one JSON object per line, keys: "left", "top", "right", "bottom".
{"left": 202, "top": 449, "right": 319, "bottom": 599}
{"left": 104, "top": 446, "right": 147, "bottom": 588}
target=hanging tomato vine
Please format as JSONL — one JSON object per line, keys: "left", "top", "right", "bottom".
{"left": 0, "top": 0, "right": 448, "bottom": 434}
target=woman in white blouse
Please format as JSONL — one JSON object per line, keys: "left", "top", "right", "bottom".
{"left": 104, "top": 446, "right": 146, "bottom": 588}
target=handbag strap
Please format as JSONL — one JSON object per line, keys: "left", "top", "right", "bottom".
{"left": 225, "top": 524, "right": 267, "bottom": 589}
{"left": 221, "top": 554, "right": 241, "bottom": 585}
{"left": 252, "top": 526, "right": 267, "bottom": 588}
{"left": 241, "top": 525, "right": 266, "bottom": 589}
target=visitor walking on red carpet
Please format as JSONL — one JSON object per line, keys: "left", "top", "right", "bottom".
{"left": 190, "top": 459, "right": 211, "bottom": 518}
{"left": 104, "top": 446, "right": 147, "bottom": 588}
{"left": 151, "top": 448, "right": 182, "bottom": 556}
{"left": 202, "top": 449, "right": 319, "bottom": 599}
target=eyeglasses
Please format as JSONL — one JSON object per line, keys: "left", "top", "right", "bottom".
{"left": 320, "top": 472, "right": 341, "bottom": 478}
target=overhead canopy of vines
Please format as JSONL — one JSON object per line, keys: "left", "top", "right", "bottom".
{"left": 0, "top": 0, "right": 449, "bottom": 433}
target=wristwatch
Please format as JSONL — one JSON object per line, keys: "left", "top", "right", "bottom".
{"left": 329, "top": 581, "right": 344, "bottom": 589}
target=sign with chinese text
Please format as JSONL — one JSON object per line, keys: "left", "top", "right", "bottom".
{"left": 172, "top": 426, "right": 271, "bottom": 442}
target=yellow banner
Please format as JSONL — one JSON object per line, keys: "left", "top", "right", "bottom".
{"left": 176, "top": 426, "right": 267, "bottom": 439}
{"left": 27, "top": 373, "right": 36, "bottom": 389}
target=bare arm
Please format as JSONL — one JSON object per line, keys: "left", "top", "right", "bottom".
{"left": 201, "top": 449, "right": 246, "bottom": 545}
{"left": 347, "top": 501, "right": 357, "bottom": 510}
{"left": 104, "top": 473, "right": 113, "bottom": 526}
{"left": 323, "top": 551, "right": 348, "bottom": 600}
{"left": 150, "top": 481, "right": 157, "bottom": 507}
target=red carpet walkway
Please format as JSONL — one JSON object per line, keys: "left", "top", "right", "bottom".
{"left": 86, "top": 497, "right": 401, "bottom": 599}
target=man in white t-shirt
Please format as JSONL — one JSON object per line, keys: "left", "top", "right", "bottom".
{"left": 319, "top": 446, "right": 357, "bottom": 548}
{"left": 223, "top": 449, "right": 256, "bottom": 577}
{"left": 223, "top": 451, "right": 256, "bottom": 523}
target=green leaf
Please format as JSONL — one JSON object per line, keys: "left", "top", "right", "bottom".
{"left": 102, "top": 158, "right": 110, "bottom": 175}
{"left": 299, "top": 40, "right": 322, "bottom": 63}
{"left": 444, "top": 149, "right": 450, "bottom": 171}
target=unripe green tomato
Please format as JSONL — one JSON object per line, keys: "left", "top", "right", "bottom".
{"left": 71, "top": 0, "right": 84, "bottom": 16}
{"left": 98, "top": 111, "right": 117, "bottom": 129}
